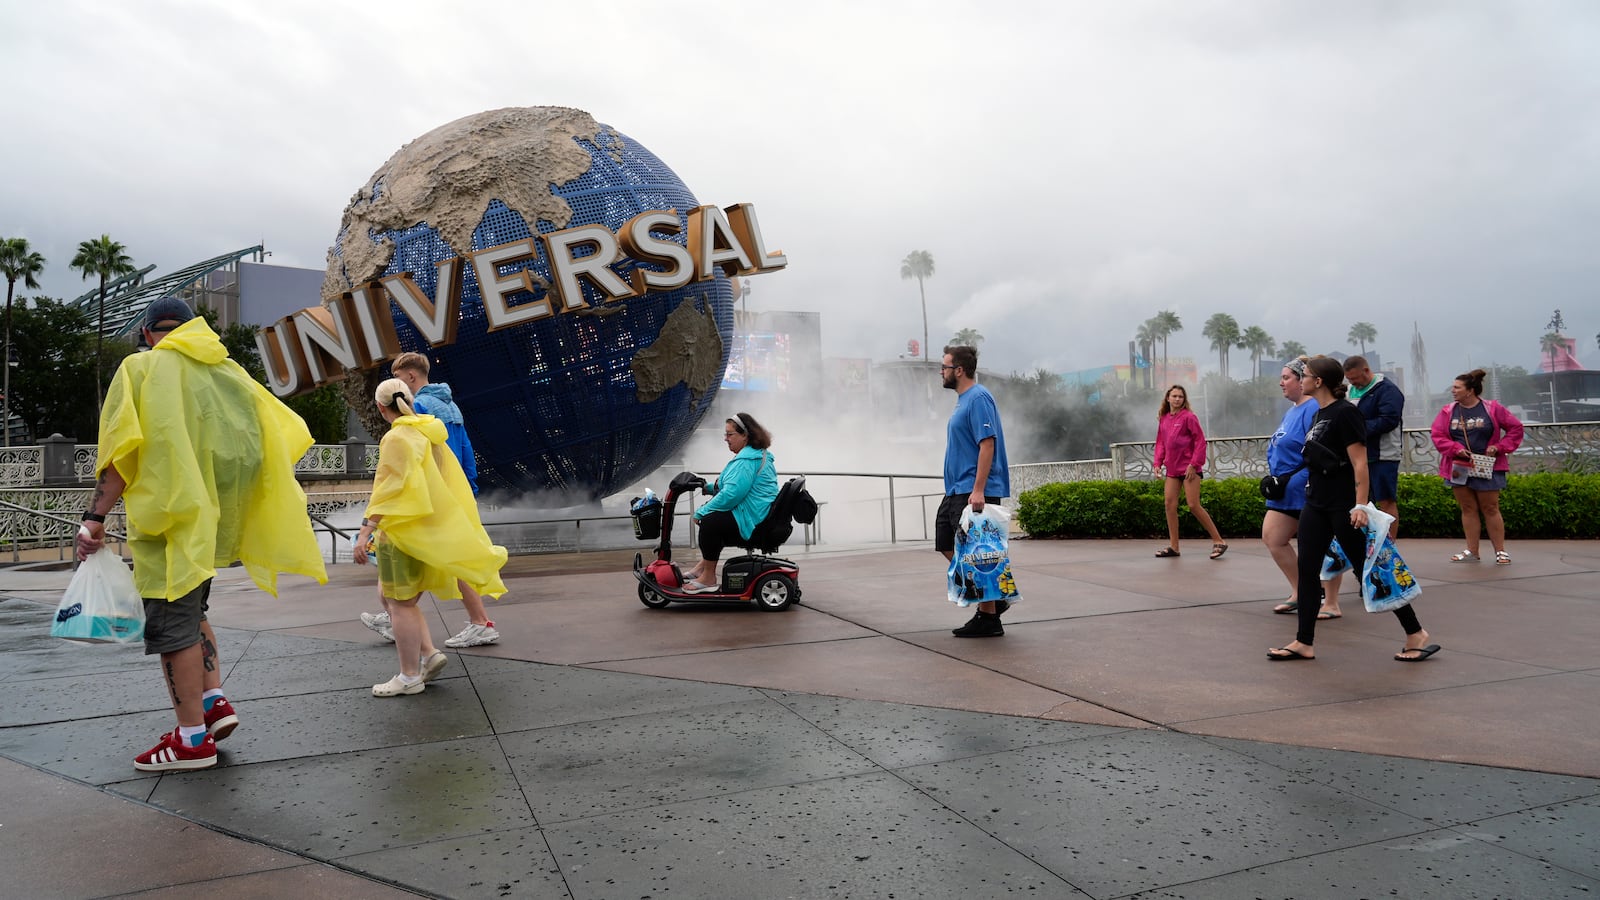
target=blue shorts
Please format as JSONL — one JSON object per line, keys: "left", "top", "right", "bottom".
{"left": 1369, "top": 461, "right": 1400, "bottom": 503}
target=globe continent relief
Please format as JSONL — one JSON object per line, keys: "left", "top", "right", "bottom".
{"left": 324, "top": 107, "right": 734, "bottom": 502}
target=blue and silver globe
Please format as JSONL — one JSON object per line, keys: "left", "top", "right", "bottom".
{"left": 326, "top": 107, "right": 734, "bottom": 501}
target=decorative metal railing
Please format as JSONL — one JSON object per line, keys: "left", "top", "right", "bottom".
{"left": 0, "top": 490, "right": 127, "bottom": 560}
{"left": 0, "top": 447, "right": 43, "bottom": 488}
{"left": 295, "top": 445, "right": 348, "bottom": 477}
{"left": 72, "top": 446, "right": 96, "bottom": 482}
{"left": 1010, "top": 459, "right": 1121, "bottom": 494}
{"left": 0, "top": 443, "right": 378, "bottom": 489}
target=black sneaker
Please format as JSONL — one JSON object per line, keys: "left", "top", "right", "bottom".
{"left": 952, "top": 612, "right": 1004, "bottom": 638}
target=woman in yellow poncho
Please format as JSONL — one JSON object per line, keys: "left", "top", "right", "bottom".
{"left": 353, "top": 378, "right": 508, "bottom": 697}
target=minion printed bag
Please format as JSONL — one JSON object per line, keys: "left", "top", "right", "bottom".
{"left": 947, "top": 504, "right": 1022, "bottom": 608}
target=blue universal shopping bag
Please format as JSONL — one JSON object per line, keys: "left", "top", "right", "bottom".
{"left": 51, "top": 544, "right": 145, "bottom": 643}
{"left": 1353, "top": 503, "right": 1421, "bottom": 613}
{"left": 947, "top": 504, "right": 1022, "bottom": 608}
{"left": 1315, "top": 505, "right": 1420, "bottom": 613}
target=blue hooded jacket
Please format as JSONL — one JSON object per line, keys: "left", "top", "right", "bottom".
{"left": 413, "top": 383, "right": 478, "bottom": 494}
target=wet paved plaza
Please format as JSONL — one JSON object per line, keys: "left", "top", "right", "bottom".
{"left": 2, "top": 537, "right": 1598, "bottom": 898}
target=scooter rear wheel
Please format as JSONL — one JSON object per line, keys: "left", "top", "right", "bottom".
{"left": 752, "top": 573, "right": 796, "bottom": 612}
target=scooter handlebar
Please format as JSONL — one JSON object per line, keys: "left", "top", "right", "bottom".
{"left": 668, "top": 471, "right": 707, "bottom": 494}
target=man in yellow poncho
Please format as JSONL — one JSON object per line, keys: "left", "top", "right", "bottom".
{"left": 352, "top": 377, "right": 507, "bottom": 697}
{"left": 76, "top": 297, "right": 328, "bottom": 772}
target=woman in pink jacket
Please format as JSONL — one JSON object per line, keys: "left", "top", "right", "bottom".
{"left": 1430, "top": 368, "right": 1525, "bottom": 565}
{"left": 1153, "top": 385, "right": 1227, "bottom": 559}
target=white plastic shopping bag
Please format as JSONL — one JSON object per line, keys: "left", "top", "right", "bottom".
{"left": 1354, "top": 503, "right": 1421, "bottom": 614}
{"left": 51, "top": 540, "right": 145, "bottom": 644}
{"left": 1317, "top": 505, "right": 1421, "bottom": 612}
{"left": 947, "top": 504, "right": 1022, "bottom": 607}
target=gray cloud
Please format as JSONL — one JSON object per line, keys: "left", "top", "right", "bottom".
{"left": 5, "top": 0, "right": 1596, "bottom": 396}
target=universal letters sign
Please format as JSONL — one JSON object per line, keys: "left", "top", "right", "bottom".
{"left": 257, "top": 203, "right": 786, "bottom": 397}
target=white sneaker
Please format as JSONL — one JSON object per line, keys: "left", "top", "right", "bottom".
{"left": 420, "top": 650, "right": 449, "bottom": 682}
{"left": 444, "top": 622, "right": 500, "bottom": 648}
{"left": 372, "top": 674, "right": 424, "bottom": 697}
{"left": 359, "top": 611, "right": 395, "bottom": 643}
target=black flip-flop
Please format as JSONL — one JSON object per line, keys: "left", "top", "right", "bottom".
{"left": 1154, "top": 547, "right": 1180, "bottom": 558}
{"left": 1268, "top": 646, "right": 1314, "bottom": 661}
{"left": 1272, "top": 601, "right": 1298, "bottom": 615}
{"left": 1395, "top": 644, "right": 1441, "bottom": 662}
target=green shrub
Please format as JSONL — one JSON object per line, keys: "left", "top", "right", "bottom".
{"left": 1017, "top": 473, "right": 1600, "bottom": 540}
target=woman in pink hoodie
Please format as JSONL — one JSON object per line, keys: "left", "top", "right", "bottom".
{"left": 1153, "top": 385, "right": 1227, "bottom": 559}
{"left": 1429, "top": 368, "right": 1525, "bottom": 565}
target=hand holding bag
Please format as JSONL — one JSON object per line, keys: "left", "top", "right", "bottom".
{"left": 51, "top": 538, "right": 145, "bottom": 644}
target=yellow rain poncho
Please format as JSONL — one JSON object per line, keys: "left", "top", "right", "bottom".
{"left": 366, "top": 413, "right": 507, "bottom": 601}
{"left": 96, "top": 318, "right": 328, "bottom": 600}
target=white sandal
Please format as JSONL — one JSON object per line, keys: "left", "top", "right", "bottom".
{"left": 1494, "top": 550, "right": 1512, "bottom": 566}
{"left": 1450, "top": 550, "right": 1479, "bottom": 562}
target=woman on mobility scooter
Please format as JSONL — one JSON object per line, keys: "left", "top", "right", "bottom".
{"left": 681, "top": 412, "right": 779, "bottom": 593}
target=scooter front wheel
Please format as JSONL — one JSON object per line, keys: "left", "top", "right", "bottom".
{"left": 638, "top": 583, "right": 672, "bottom": 609}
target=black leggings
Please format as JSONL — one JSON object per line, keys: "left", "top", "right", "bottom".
{"left": 697, "top": 510, "right": 744, "bottom": 562}
{"left": 1296, "top": 505, "right": 1420, "bottom": 646}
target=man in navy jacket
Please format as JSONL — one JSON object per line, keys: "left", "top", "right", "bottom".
{"left": 1345, "top": 356, "right": 1405, "bottom": 535}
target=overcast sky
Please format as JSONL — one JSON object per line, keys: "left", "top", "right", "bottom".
{"left": 5, "top": 1, "right": 1597, "bottom": 394}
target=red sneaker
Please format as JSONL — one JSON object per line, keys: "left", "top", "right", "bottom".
{"left": 204, "top": 697, "right": 240, "bottom": 742}
{"left": 134, "top": 728, "right": 218, "bottom": 772}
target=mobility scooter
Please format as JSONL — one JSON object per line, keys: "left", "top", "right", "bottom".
{"left": 631, "top": 471, "right": 813, "bottom": 611}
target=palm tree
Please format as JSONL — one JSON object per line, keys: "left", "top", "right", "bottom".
{"left": 1539, "top": 331, "right": 1565, "bottom": 375}
{"left": 71, "top": 234, "right": 135, "bottom": 408}
{"left": 1, "top": 237, "right": 47, "bottom": 447}
{"left": 1347, "top": 321, "right": 1377, "bottom": 356}
{"left": 1152, "top": 309, "right": 1182, "bottom": 385}
{"left": 950, "top": 326, "right": 983, "bottom": 347}
{"left": 1237, "top": 325, "right": 1275, "bottom": 379}
{"left": 1279, "top": 339, "right": 1307, "bottom": 359}
{"left": 899, "top": 250, "right": 935, "bottom": 362}
{"left": 1135, "top": 320, "right": 1158, "bottom": 389}
{"left": 1202, "top": 313, "right": 1240, "bottom": 380}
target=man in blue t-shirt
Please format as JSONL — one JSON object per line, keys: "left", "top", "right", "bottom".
{"left": 937, "top": 345, "right": 1011, "bottom": 637}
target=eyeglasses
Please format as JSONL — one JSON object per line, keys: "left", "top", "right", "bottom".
{"left": 939, "top": 365, "right": 958, "bottom": 372}
{"left": 723, "top": 431, "right": 741, "bottom": 439}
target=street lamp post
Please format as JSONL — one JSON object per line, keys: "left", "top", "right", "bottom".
{"left": 2, "top": 342, "right": 16, "bottom": 449}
